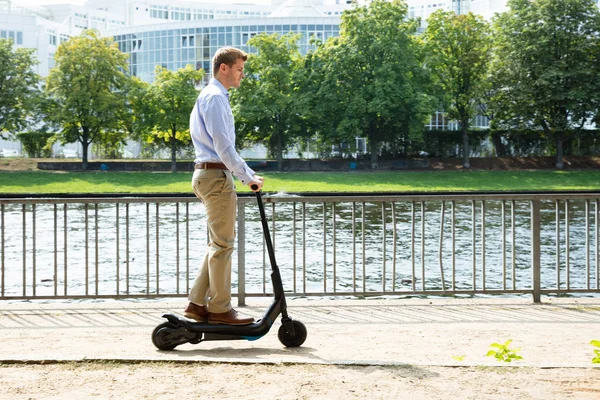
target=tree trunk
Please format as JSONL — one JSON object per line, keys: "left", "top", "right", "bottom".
{"left": 81, "top": 126, "right": 89, "bottom": 170}
{"left": 555, "top": 133, "right": 564, "bottom": 169}
{"left": 171, "top": 129, "right": 177, "bottom": 173}
{"left": 82, "top": 141, "right": 89, "bottom": 170}
{"left": 490, "top": 131, "right": 507, "bottom": 157}
{"left": 369, "top": 121, "right": 378, "bottom": 169}
{"left": 277, "top": 130, "right": 283, "bottom": 172}
{"left": 461, "top": 125, "right": 470, "bottom": 169}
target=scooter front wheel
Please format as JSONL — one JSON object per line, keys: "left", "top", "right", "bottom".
{"left": 278, "top": 320, "right": 307, "bottom": 347}
{"left": 151, "top": 322, "right": 180, "bottom": 351}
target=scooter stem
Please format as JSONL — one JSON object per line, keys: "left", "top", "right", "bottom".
{"left": 254, "top": 190, "right": 278, "bottom": 271}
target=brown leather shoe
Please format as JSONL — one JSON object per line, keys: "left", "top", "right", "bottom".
{"left": 209, "top": 309, "right": 254, "bottom": 325}
{"left": 183, "top": 302, "right": 209, "bottom": 322}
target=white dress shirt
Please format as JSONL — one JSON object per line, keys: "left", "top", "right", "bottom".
{"left": 190, "top": 77, "right": 255, "bottom": 185}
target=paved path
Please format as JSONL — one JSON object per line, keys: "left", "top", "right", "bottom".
{"left": 2, "top": 297, "right": 600, "bottom": 368}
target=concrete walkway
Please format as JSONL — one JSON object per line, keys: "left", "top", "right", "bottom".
{"left": 2, "top": 296, "right": 600, "bottom": 368}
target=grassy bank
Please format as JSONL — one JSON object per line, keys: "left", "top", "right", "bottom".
{"left": 0, "top": 170, "right": 599, "bottom": 194}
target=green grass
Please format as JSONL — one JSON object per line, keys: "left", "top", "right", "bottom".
{"left": 0, "top": 170, "right": 599, "bottom": 194}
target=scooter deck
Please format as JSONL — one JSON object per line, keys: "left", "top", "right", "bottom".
{"left": 162, "top": 312, "right": 274, "bottom": 337}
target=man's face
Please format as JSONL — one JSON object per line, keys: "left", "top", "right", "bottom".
{"left": 221, "top": 58, "right": 245, "bottom": 89}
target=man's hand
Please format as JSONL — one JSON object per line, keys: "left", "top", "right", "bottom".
{"left": 248, "top": 175, "right": 264, "bottom": 192}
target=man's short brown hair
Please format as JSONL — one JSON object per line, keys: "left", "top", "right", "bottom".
{"left": 212, "top": 47, "right": 248, "bottom": 76}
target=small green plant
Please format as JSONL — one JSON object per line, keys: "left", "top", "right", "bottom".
{"left": 452, "top": 355, "right": 466, "bottom": 362}
{"left": 486, "top": 340, "right": 523, "bottom": 363}
{"left": 591, "top": 340, "right": 600, "bottom": 364}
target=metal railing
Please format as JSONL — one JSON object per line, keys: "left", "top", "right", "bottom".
{"left": 1, "top": 193, "right": 599, "bottom": 303}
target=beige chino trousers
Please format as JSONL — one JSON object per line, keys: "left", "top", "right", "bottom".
{"left": 188, "top": 168, "right": 237, "bottom": 313}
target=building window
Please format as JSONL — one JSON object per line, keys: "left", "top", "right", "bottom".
{"left": 74, "top": 16, "right": 88, "bottom": 29}
{"left": 150, "top": 5, "right": 169, "bottom": 19}
{"left": 172, "top": 7, "right": 191, "bottom": 20}
{"left": 427, "top": 111, "right": 448, "bottom": 130}
{"left": 1, "top": 30, "right": 23, "bottom": 45}
{"left": 181, "top": 35, "right": 195, "bottom": 47}
{"left": 132, "top": 39, "right": 142, "bottom": 51}
{"left": 308, "top": 31, "right": 323, "bottom": 43}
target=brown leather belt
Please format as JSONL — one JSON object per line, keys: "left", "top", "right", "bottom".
{"left": 195, "top": 162, "right": 228, "bottom": 170}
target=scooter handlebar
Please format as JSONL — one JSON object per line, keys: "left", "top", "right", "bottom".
{"left": 250, "top": 184, "right": 260, "bottom": 191}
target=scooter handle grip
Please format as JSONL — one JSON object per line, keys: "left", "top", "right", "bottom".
{"left": 250, "top": 184, "right": 259, "bottom": 191}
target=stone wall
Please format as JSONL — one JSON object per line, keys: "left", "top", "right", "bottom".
{"left": 36, "top": 159, "right": 430, "bottom": 172}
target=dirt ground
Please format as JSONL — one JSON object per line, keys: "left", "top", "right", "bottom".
{"left": 2, "top": 156, "right": 600, "bottom": 172}
{"left": 0, "top": 362, "right": 599, "bottom": 400}
{"left": 0, "top": 158, "right": 45, "bottom": 171}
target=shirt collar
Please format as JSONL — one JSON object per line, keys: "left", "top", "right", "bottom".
{"left": 209, "top": 77, "right": 229, "bottom": 96}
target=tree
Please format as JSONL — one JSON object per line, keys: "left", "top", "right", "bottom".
{"left": 423, "top": 10, "right": 492, "bottom": 168}
{"left": 231, "top": 33, "right": 307, "bottom": 171}
{"left": 16, "top": 130, "right": 53, "bottom": 158}
{"left": 45, "top": 30, "right": 130, "bottom": 169}
{"left": 491, "top": 0, "right": 600, "bottom": 169}
{"left": 0, "top": 39, "right": 40, "bottom": 139}
{"left": 122, "top": 76, "right": 150, "bottom": 140}
{"left": 310, "top": 0, "right": 434, "bottom": 168}
{"left": 142, "top": 65, "right": 204, "bottom": 172}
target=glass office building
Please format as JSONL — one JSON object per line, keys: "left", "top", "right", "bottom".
{"left": 109, "top": 18, "right": 341, "bottom": 82}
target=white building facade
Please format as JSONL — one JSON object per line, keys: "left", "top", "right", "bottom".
{"left": 0, "top": 0, "right": 520, "bottom": 81}
{"left": 0, "top": 0, "right": 349, "bottom": 80}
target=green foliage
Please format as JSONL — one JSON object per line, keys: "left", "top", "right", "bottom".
{"left": 491, "top": 0, "right": 600, "bottom": 168}
{"left": 423, "top": 10, "right": 492, "bottom": 168}
{"left": 121, "top": 76, "right": 150, "bottom": 140}
{"left": 492, "top": 129, "right": 600, "bottom": 157}
{"left": 45, "top": 29, "right": 131, "bottom": 168}
{"left": 486, "top": 340, "right": 523, "bottom": 363}
{"left": 422, "top": 130, "right": 489, "bottom": 157}
{"left": 232, "top": 33, "right": 306, "bottom": 171}
{"left": 309, "top": 0, "right": 435, "bottom": 168}
{"left": 15, "top": 130, "right": 53, "bottom": 158}
{"left": 0, "top": 39, "right": 40, "bottom": 138}
{"left": 591, "top": 340, "right": 600, "bottom": 364}
{"left": 142, "top": 64, "right": 203, "bottom": 171}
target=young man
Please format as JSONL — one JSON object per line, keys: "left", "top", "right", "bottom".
{"left": 185, "top": 47, "right": 263, "bottom": 325}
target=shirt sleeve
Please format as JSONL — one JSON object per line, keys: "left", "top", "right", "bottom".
{"left": 203, "top": 95, "right": 256, "bottom": 185}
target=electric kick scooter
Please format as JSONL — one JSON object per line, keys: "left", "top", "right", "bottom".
{"left": 151, "top": 187, "right": 308, "bottom": 350}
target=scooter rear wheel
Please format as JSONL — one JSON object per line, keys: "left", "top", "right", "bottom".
{"left": 278, "top": 320, "right": 307, "bottom": 347}
{"left": 152, "top": 322, "right": 180, "bottom": 351}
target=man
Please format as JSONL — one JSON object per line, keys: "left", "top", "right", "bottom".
{"left": 185, "top": 47, "right": 263, "bottom": 325}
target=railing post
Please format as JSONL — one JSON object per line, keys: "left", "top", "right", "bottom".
{"left": 237, "top": 200, "right": 246, "bottom": 306}
{"left": 531, "top": 199, "right": 541, "bottom": 303}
